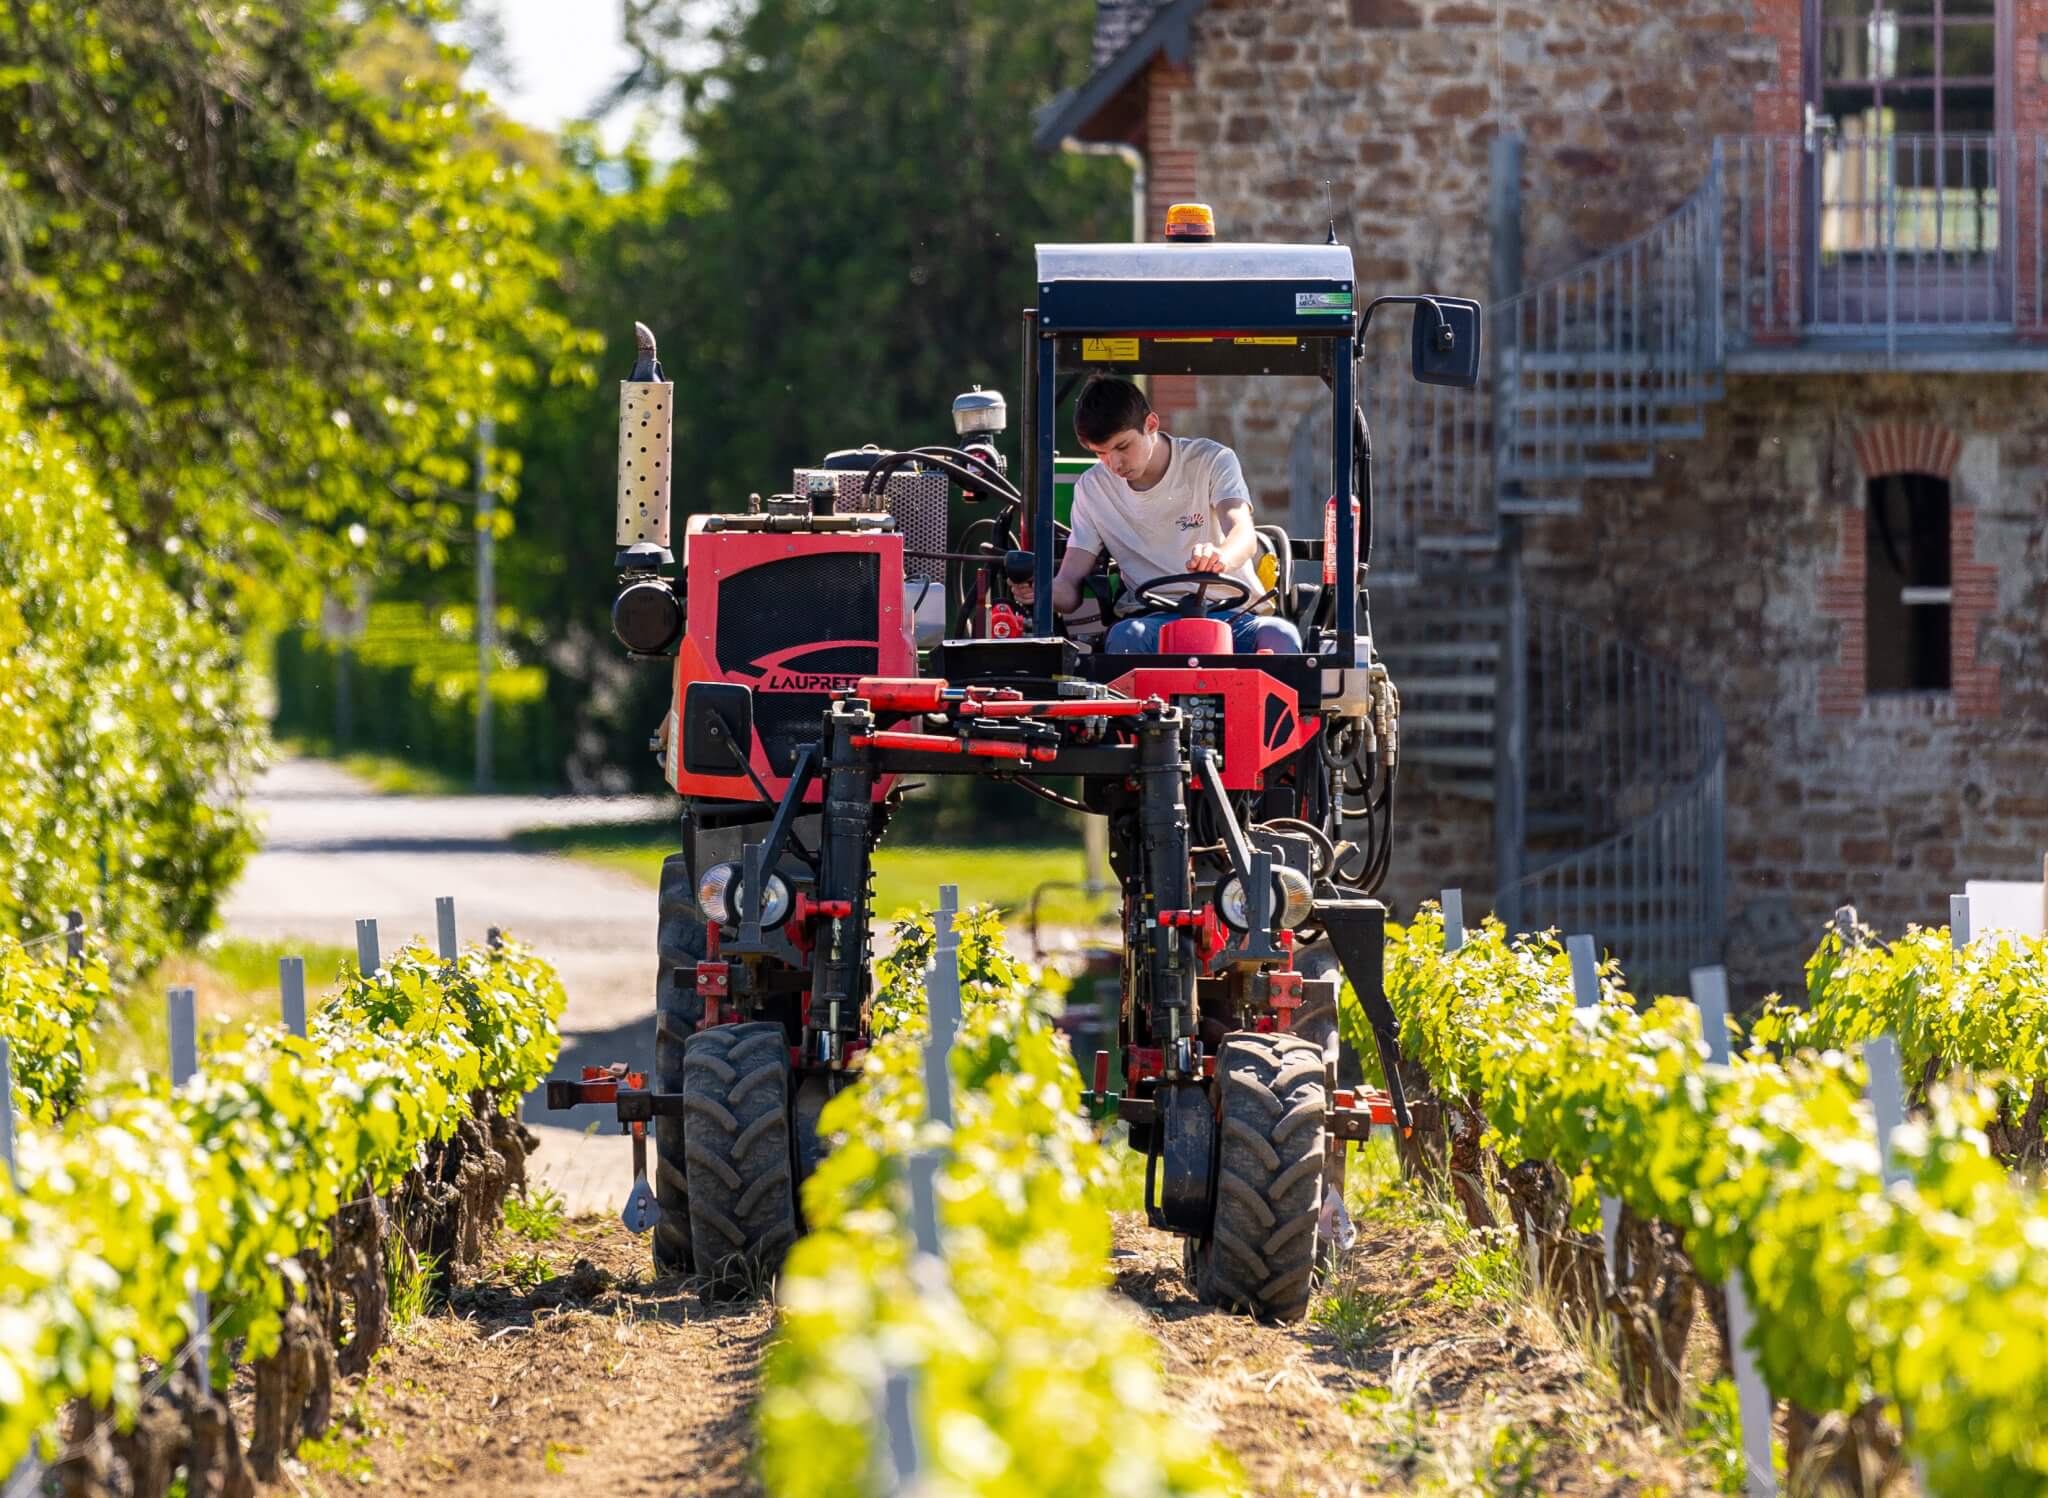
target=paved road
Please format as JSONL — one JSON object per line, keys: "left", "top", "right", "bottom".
{"left": 221, "top": 759, "right": 677, "bottom": 1217}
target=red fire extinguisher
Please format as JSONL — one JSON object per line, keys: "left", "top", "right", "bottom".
{"left": 1323, "top": 493, "right": 1360, "bottom": 586}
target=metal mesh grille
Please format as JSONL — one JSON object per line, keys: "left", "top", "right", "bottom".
{"left": 713, "top": 553, "right": 882, "bottom": 774}
{"left": 795, "top": 468, "right": 948, "bottom": 583}
{"left": 716, "top": 552, "right": 880, "bottom": 674}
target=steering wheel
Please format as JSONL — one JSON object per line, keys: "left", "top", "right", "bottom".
{"left": 1116, "top": 571, "right": 1256, "bottom": 620}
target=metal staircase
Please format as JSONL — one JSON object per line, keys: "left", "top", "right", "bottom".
{"left": 1356, "top": 145, "right": 1730, "bottom": 993}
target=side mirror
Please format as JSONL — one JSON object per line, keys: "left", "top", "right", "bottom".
{"left": 1410, "top": 297, "right": 1482, "bottom": 388}
{"left": 681, "top": 682, "right": 754, "bottom": 775}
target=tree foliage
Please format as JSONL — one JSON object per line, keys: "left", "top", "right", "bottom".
{"left": 0, "top": 0, "right": 597, "bottom": 618}
{"left": 643, "top": 0, "right": 1123, "bottom": 499}
{"left": 0, "top": 386, "right": 264, "bottom": 962}
{"left": 488, "top": 0, "right": 1125, "bottom": 784}
{"left": 0, "top": 0, "right": 597, "bottom": 945}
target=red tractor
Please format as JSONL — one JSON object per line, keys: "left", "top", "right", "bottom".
{"left": 549, "top": 212, "right": 1479, "bottom": 1320}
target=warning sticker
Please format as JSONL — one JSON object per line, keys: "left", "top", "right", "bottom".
{"left": 1234, "top": 336, "right": 1299, "bottom": 346}
{"left": 1294, "top": 291, "right": 1354, "bottom": 316}
{"left": 1153, "top": 336, "right": 1214, "bottom": 344}
{"left": 1081, "top": 337, "right": 1141, "bottom": 360}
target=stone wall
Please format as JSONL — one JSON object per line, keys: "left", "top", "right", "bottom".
{"left": 1523, "top": 374, "right": 2048, "bottom": 996}
{"left": 1106, "top": 0, "right": 2048, "bottom": 989}
{"left": 1141, "top": 0, "right": 1777, "bottom": 502}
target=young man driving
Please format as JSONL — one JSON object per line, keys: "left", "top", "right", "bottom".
{"left": 1040, "top": 377, "right": 1300, "bottom": 654}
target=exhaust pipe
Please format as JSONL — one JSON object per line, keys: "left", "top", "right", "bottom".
{"left": 616, "top": 321, "right": 673, "bottom": 569}
{"left": 612, "top": 322, "right": 683, "bottom": 656}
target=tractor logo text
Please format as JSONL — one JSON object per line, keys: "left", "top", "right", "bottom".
{"left": 737, "top": 639, "right": 879, "bottom": 694}
{"left": 762, "top": 669, "right": 863, "bottom": 693}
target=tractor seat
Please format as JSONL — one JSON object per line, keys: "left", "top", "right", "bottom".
{"left": 1254, "top": 524, "right": 1294, "bottom": 602}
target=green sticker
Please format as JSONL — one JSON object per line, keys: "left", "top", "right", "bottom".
{"left": 1294, "top": 291, "right": 1354, "bottom": 316}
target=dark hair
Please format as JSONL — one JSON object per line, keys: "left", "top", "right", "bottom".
{"left": 1074, "top": 377, "right": 1151, "bottom": 447}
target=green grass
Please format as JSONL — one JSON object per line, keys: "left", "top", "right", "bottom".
{"left": 512, "top": 819, "right": 1118, "bottom": 928}
{"left": 1313, "top": 1285, "right": 1402, "bottom": 1356}
{"left": 503, "top": 1185, "right": 567, "bottom": 1243}
{"left": 194, "top": 935, "right": 353, "bottom": 994}
{"left": 99, "top": 936, "right": 358, "bottom": 1083}
{"left": 277, "top": 736, "right": 555, "bottom": 796}
{"left": 384, "top": 1240, "right": 442, "bottom": 1330}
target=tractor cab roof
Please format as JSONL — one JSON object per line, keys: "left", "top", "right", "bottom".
{"left": 1033, "top": 240, "right": 1356, "bottom": 377}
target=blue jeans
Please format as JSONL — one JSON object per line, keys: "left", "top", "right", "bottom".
{"left": 1105, "top": 610, "right": 1302, "bottom": 655}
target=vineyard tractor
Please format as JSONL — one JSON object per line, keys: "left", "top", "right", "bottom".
{"left": 546, "top": 205, "right": 1481, "bottom": 1320}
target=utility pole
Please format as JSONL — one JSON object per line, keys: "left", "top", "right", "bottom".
{"left": 474, "top": 414, "right": 496, "bottom": 791}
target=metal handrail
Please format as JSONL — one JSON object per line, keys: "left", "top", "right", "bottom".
{"left": 1358, "top": 160, "right": 1724, "bottom": 578}
{"left": 1498, "top": 601, "right": 1727, "bottom": 995}
{"left": 1720, "top": 131, "right": 2048, "bottom": 347}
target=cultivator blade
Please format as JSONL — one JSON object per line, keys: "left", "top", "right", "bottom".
{"left": 1314, "top": 899, "right": 1414, "bottom": 1132}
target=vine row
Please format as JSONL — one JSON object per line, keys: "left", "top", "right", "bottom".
{"left": 0, "top": 936, "right": 566, "bottom": 1494}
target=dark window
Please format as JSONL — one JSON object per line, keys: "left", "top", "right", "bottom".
{"left": 1865, "top": 472, "right": 1952, "bottom": 691}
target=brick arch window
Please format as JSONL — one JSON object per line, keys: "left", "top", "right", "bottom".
{"left": 1820, "top": 420, "right": 1999, "bottom": 718}
{"left": 1865, "top": 471, "right": 1951, "bottom": 690}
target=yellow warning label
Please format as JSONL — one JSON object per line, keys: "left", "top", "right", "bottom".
{"left": 1233, "top": 336, "right": 1298, "bottom": 346}
{"left": 1081, "top": 337, "right": 1140, "bottom": 361}
{"left": 1153, "top": 336, "right": 1215, "bottom": 344}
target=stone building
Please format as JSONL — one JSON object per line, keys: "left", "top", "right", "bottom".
{"left": 1038, "top": 0, "right": 2048, "bottom": 995}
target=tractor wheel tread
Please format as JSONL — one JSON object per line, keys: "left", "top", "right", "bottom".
{"left": 733, "top": 1109, "right": 783, "bottom": 1158}
{"left": 1272, "top": 1100, "right": 1325, "bottom": 1146}
{"left": 1230, "top": 1072, "right": 1281, "bottom": 1113}
{"left": 691, "top": 1053, "right": 737, "bottom": 1087}
{"left": 736, "top": 1163, "right": 793, "bottom": 1218}
{"left": 1263, "top": 1211, "right": 1317, "bottom": 1258}
{"left": 1212, "top": 1223, "right": 1267, "bottom": 1278}
{"left": 1270, "top": 1061, "right": 1326, "bottom": 1095}
{"left": 1222, "top": 1116, "right": 1282, "bottom": 1172}
{"left": 681, "top": 1021, "right": 798, "bottom": 1300}
{"left": 729, "top": 1065, "right": 780, "bottom": 1108}
{"left": 729, "top": 1030, "right": 785, "bottom": 1067}
{"left": 684, "top": 1093, "right": 738, "bottom": 1132}
{"left": 1216, "top": 1170, "right": 1277, "bottom": 1230}
{"left": 1271, "top": 1152, "right": 1326, "bottom": 1199}
{"left": 685, "top": 1139, "right": 743, "bottom": 1191}
{"left": 1195, "top": 1032, "right": 1326, "bottom": 1324}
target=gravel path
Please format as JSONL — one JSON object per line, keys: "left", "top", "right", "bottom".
{"left": 221, "top": 759, "right": 676, "bottom": 1217}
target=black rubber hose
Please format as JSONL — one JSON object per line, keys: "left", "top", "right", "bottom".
{"left": 861, "top": 449, "right": 1024, "bottom": 507}
{"left": 1012, "top": 776, "right": 1090, "bottom": 813}
{"left": 1252, "top": 816, "right": 1337, "bottom": 880}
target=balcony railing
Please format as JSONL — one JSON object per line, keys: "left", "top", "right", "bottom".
{"left": 1722, "top": 132, "right": 2048, "bottom": 350}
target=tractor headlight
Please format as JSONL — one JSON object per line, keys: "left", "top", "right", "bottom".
{"left": 1216, "top": 876, "right": 1250, "bottom": 930}
{"left": 697, "top": 862, "right": 791, "bottom": 926}
{"left": 1215, "top": 865, "right": 1315, "bottom": 931}
{"left": 613, "top": 575, "right": 683, "bottom": 656}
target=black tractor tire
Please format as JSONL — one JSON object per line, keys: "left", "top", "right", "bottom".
{"left": 1195, "top": 1031, "right": 1327, "bottom": 1322}
{"left": 652, "top": 854, "right": 707, "bottom": 1278}
{"left": 683, "top": 1021, "right": 798, "bottom": 1297}
{"left": 1291, "top": 940, "right": 1353, "bottom": 1085}
{"left": 790, "top": 1072, "right": 845, "bottom": 1232}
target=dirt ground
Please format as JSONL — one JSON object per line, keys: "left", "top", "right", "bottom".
{"left": 284, "top": 1189, "right": 1735, "bottom": 1498}
{"left": 275, "top": 1219, "right": 768, "bottom": 1498}
{"left": 1110, "top": 1209, "right": 1724, "bottom": 1498}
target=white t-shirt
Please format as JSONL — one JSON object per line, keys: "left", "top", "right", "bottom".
{"left": 1069, "top": 436, "right": 1262, "bottom": 602}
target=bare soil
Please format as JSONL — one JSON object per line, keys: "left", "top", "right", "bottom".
{"left": 1110, "top": 1211, "right": 1725, "bottom": 1498}
{"left": 277, "top": 1217, "right": 768, "bottom": 1497}
{"left": 290, "top": 1205, "right": 1736, "bottom": 1498}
